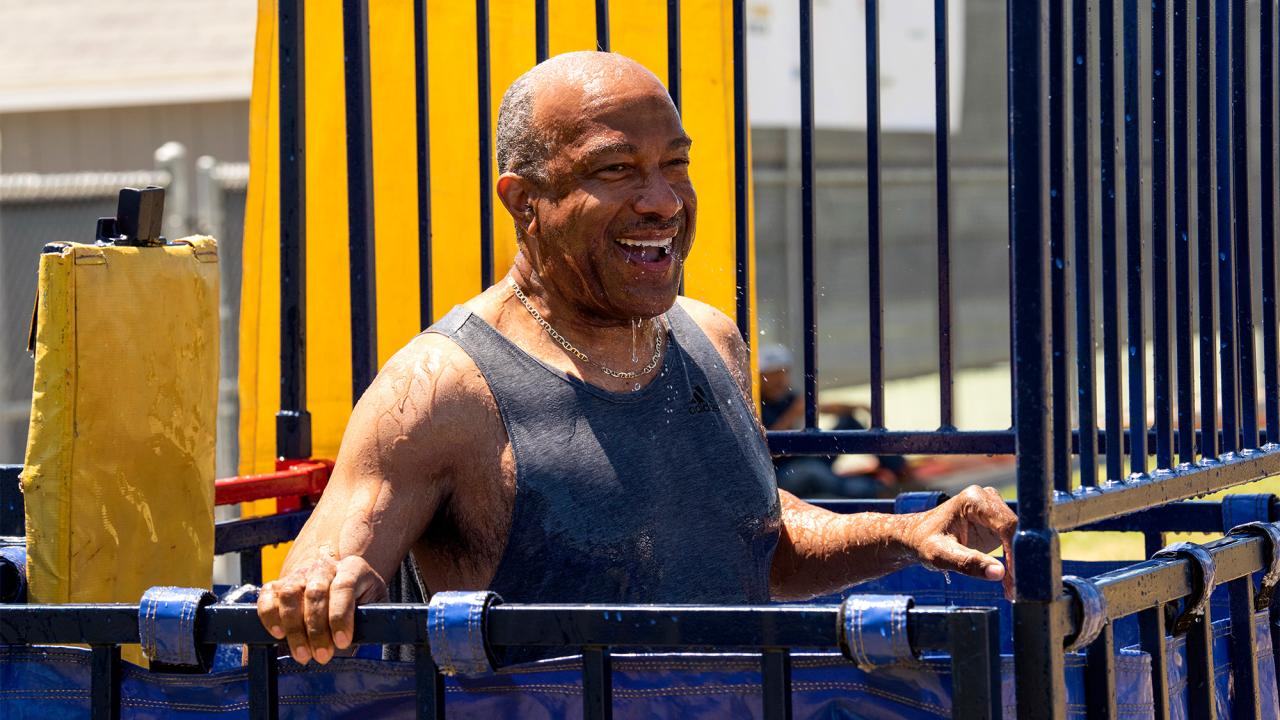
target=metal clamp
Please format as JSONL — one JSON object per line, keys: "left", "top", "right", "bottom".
{"left": 893, "top": 491, "right": 949, "bottom": 515}
{"left": 1227, "top": 521, "right": 1280, "bottom": 611}
{"left": 137, "top": 586, "right": 217, "bottom": 671}
{"left": 1221, "top": 494, "right": 1274, "bottom": 534}
{"left": 426, "top": 590, "right": 503, "bottom": 676}
{"left": 1062, "top": 575, "right": 1108, "bottom": 653}
{"left": 838, "top": 594, "right": 916, "bottom": 670}
{"left": 1151, "top": 542, "right": 1217, "bottom": 634}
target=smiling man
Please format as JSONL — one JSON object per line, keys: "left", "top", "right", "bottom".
{"left": 257, "top": 52, "right": 1017, "bottom": 666}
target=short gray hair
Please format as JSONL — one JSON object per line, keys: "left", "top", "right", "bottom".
{"left": 495, "top": 74, "right": 552, "bottom": 187}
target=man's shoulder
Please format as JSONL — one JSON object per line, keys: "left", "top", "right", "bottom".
{"left": 370, "top": 330, "right": 496, "bottom": 420}
{"left": 673, "top": 297, "right": 751, "bottom": 393}
{"left": 675, "top": 296, "right": 740, "bottom": 344}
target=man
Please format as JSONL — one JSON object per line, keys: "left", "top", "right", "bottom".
{"left": 258, "top": 52, "right": 1016, "bottom": 666}
{"left": 758, "top": 344, "right": 907, "bottom": 497}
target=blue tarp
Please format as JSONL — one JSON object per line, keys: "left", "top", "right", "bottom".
{"left": 0, "top": 564, "right": 1275, "bottom": 718}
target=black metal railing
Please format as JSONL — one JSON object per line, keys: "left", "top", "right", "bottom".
{"left": 1010, "top": 0, "right": 1280, "bottom": 717}
{"left": 5, "top": 0, "right": 1280, "bottom": 718}
{"left": 0, "top": 599, "right": 1001, "bottom": 720}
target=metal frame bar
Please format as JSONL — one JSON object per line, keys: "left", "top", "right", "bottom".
{"left": 276, "top": 0, "right": 312, "bottom": 460}
{"left": 2, "top": 602, "right": 1002, "bottom": 720}
{"left": 866, "top": 0, "right": 886, "bottom": 429}
{"left": 343, "top": 0, "right": 379, "bottom": 400}
{"left": 415, "top": 0, "right": 434, "bottom": 326}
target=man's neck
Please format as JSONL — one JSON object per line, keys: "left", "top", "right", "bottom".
{"left": 505, "top": 266, "right": 665, "bottom": 361}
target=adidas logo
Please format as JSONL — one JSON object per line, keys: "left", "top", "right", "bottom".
{"left": 687, "top": 384, "right": 718, "bottom": 415}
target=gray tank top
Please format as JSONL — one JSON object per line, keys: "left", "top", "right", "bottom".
{"left": 426, "top": 303, "right": 781, "bottom": 605}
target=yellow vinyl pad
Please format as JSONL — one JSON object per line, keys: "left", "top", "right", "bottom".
{"left": 22, "top": 239, "right": 220, "bottom": 614}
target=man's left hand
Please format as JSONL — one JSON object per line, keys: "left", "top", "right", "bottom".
{"left": 901, "top": 485, "right": 1016, "bottom": 598}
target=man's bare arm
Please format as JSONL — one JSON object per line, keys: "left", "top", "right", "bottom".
{"left": 679, "top": 298, "right": 1018, "bottom": 601}
{"left": 257, "top": 333, "right": 474, "bottom": 664}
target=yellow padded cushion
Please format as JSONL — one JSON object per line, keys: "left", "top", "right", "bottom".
{"left": 22, "top": 238, "right": 220, "bottom": 609}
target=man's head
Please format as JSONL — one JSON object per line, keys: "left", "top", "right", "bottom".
{"left": 758, "top": 344, "right": 793, "bottom": 403}
{"left": 495, "top": 52, "right": 696, "bottom": 324}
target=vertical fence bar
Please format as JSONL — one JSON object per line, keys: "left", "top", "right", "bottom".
{"left": 799, "top": 0, "right": 818, "bottom": 429}
{"left": 536, "top": 0, "right": 549, "bottom": 63}
{"left": 761, "top": 648, "right": 794, "bottom": 720}
{"left": 343, "top": 0, "right": 379, "bottom": 401}
{"left": 1122, "top": 0, "right": 1147, "bottom": 474}
{"left": 1151, "top": 0, "right": 1174, "bottom": 470}
{"left": 1100, "top": 0, "right": 1125, "bottom": 480}
{"left": 1084, "top": 625, "right": 1119, "bottom": 719}
{"left": 1173, "top": 0, "right": 1195, "bottom": 464}
{"left": 948, "top": 609, "right": 1002, "bottom": 719}
{"left": 1261, "top": 0, "right": 1279, "bottom": 443}
{"left": 667, "top": 0, "right": 682, "bottom": 112}
{"left": 239, "top": 548, "right": 263, "bottom": 586}
{"left": 1049, "top": 0, "right": 1071, "bottom": 492}
{"left": 248, "top": 644, "right": 280, "bottom": 720}
{"left": 1195, "top": 0, "right": 1219, "bottom": 460}
{"left": 867, "top": 0, "right": 886, "bottom": 429}
{"left": 277, "top": 0, "right": 312, "bottom": 460}
{"left": 415, "top": 649, "right": 445, "bottom": 720}
{"left": 1230, "top": 0, "right": 1257, "bottom": 449}
{"left": 1009, "top": 0, "right": 1067, "bottom": 716}
{"left": 732, "top": 0, "right": 751, "bottom": 343}
{"left": 1138, "top": 606, "right": 1171, "bottom": 720}
{"left": 1185, "top": 613, "right": 1218, "bottom": 720}
{"left": 1227, "top": 576, "right": 1262, "bottom": 719}
{"left": 1215, "top": 0, "right": 1240, "bottom": 453}
{"left": 1072, "top": 0, "right": 1098, "bottom": 487}
{"left": 415, "top": 0, "right": 434, "bottom": 327}
{"left": 582, "top": 647, "right": 613, "bottom": 720}
{"left": 476, "top": 0, "right": 494, "bottom": 290}
{"left": 90, "top": 645, "right": 121, "bottom": 720}
{"left": 935, "top": 0, "right": 954, "bottom": 430}
{"left": 595, "top": 0, "right": 610, "bottom": 51}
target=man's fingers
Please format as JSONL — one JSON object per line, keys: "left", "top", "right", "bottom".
{"left": 327, "top": 565, "right": 360, "bottom": 651}
{"left": 328, "top": 557, "right": 387, "bottom": 651}
{"left": 304, "top": 576, "right": 336, "bottom": 664}
{"left": 926, "top": 537, "right": 1005, "bottom": 581}
{"left": 256, "top": 583, "right": 286, "bottom": 640}
{"left": 273, "top": 578, "right": 313, "bottom": 664}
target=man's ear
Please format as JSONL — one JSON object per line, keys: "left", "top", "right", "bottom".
{"left": 496, "top": 173, "right": 538, "bottom": 238}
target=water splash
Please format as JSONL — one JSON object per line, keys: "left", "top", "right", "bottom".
{"left": 631, "top": 317, "right": 640, "bottom": 363}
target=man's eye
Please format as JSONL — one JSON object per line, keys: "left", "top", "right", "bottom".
{"left": 598, "top": 164, "right": 629, "bottom": 175}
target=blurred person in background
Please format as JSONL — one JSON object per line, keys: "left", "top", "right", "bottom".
{"left": 758, "top": 344, "right": 910, "bottom": 498}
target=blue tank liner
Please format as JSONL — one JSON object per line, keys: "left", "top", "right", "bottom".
{"left": 0, "top": 645, "right": 1153, "bottom": 719}
{"left": 0, "top": 564, "right": 1275, "bottom": 718}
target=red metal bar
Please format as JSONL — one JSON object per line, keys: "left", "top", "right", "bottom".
{"left": 214, "top": 459, "right": 332, "bottom": 506}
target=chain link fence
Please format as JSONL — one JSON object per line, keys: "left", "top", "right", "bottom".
{"left": 0, "top": 145, "right": 248, "bottom": 481}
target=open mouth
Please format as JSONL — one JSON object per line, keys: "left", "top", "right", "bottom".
{"left": 614, "top": 235, "right": 675, "bottom": 266}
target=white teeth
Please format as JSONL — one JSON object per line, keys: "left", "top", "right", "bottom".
{"left": 615, "top": 237, "right": 674, "bottom": 249}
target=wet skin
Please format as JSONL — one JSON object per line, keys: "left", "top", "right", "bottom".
{"left": 257, "top": 52, "right": 1018, "bottom": 666}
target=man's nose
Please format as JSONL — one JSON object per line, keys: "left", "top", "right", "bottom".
{"left": 632, "top": 171, "right": 683, "bottom": 219}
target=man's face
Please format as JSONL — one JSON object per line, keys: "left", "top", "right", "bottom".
{"left": 526, "top": 77, "right": 696, "bottom": 323}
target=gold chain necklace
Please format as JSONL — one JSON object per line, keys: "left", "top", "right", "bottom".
{"left": 509, "top": 278, "right": 664, "bottom": 381}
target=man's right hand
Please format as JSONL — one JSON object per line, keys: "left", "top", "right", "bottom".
{"left": 256, "top": 554, "right": 388, "bottom": 665}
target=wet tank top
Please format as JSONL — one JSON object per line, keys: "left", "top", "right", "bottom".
{"left": 425, "top": 303, "right": 781, "bottom": 605}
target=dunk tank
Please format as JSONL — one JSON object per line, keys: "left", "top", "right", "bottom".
{"left": 4, "top": 1, "right": 1280, "bottom": 718}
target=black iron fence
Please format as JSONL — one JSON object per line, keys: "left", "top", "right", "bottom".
{"left": 4, "top": 0, "right": 1280, "bottom": 718}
